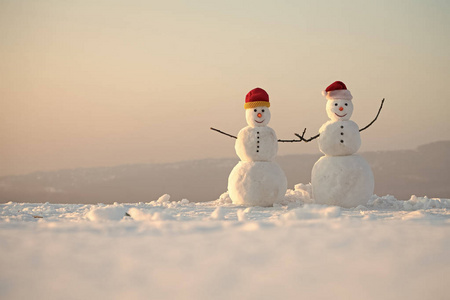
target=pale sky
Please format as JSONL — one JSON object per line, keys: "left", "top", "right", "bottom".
{"left": 1, "top": 0, "right": 449, "bottom": 176}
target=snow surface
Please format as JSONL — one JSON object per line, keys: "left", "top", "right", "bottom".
{"left": 1, "top": 187, "right": 450, "bottom": 300}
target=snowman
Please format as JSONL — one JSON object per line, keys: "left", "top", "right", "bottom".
{"left": 298, "top": 81, "right": 384, "bottom": 208}
{"left": 211, "top": 88, "right": 295, "bottom": 206}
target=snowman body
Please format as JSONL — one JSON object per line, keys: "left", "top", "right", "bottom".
{"left": 318, "top": 120, "right": 361, "bottom": 156}
{"left": 228, "top": 160, "right": 287, "bottom": 206}
{"left": 227, "top": 98, "right": 287, "bottom": 207}
{"left": 235, "top": 126, "right": 278, "bottom": 162}
{"left": 312, "top": 87, "right": 374, "bottom": 208}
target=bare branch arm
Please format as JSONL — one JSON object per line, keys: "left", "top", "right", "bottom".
{"left": 277, "top": 138, "right": 302, "bottom": 143}
{"left": 295, "top": 130, "right": 320, "bottom": 143}
{"left": 279, "top": 128, "right": 305, "bottom": 143}
{"left": 210, "top": 127, "right": 237, "bottom": 139}
{"left": 278, "top": 128, "right": 306, "bottom": 143}
{"left": 359, "top": 98, "right": 385, "bottom": 132}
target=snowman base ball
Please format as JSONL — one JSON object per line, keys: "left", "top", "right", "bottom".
{"left": 228, "top": 161, "right": 287, "bottom": 207}
{"left": 311, "top": 155, "right": 374, "bottom": 208}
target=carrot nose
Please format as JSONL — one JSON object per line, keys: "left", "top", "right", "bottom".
{"left": 257, "top": 113, "right": 262, "bottom": 118}
{"left": 339, "top": 107, "right": 344, "bottom": 111}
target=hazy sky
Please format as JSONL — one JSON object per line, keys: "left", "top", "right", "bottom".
{"left": 1, "top": 0, "right": 449, "bottom": 176}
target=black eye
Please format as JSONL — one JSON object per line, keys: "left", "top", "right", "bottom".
{"left": 345, "top": 103, "right": 348, "bottom": 106}
{"left": 335, "top": 103, "right": 338, "bottom": 106}
{"left": 254, "top": 109, "right": 257, "bottom": 112}
{"left": 262, "top": 109, "right": 265, "bottom": 112}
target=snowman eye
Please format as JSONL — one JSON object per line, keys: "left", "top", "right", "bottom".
{"left": 345, "top": 103, "right": 348, "bottom": 106}
{"left": 262, "top": 109, "right": 265, "bottom": 112}
{"left": 254, "top": 109, "right": 257, "bottom": 112}
{"left": 334, "top": 103, "right": 338, "bottom": 106}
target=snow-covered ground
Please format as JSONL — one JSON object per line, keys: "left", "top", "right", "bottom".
{"left": 1, "top": 185, "right": 450, "bottom": 300}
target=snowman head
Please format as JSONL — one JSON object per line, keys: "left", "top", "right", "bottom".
{"left": 246, "top": 106, "right": 271, "bottom": 127}
{"left": 322, "top": 81, "right": 353, "bottom": 121}
{"left": 326, "top": 99, "right": 353, "bottom": 121}
{"left": 244, "top": 88, "right": 271, "bottom": 127}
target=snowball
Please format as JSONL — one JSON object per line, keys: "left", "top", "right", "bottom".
{"left": 311, "top": 155, "right": 374, "bottom": 208}
{"left": 318, "top": 120, "right": 361, "bottom": 156}
{"left": 235, "top": 126, "right": 278, "bottom": 162}
{"left": 228, "top": 161, "right": 287, "bottom": 207}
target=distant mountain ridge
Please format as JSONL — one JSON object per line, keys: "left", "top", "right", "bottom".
{"left": 1, "top": 141, "right": 449, "bottom": 204}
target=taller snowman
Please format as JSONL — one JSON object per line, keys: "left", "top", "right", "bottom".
{"left": 214, "top": 88, "right": 288, "bottom": 206}
{"left": 305, "top": 81, "right": 382, "bottom": 208}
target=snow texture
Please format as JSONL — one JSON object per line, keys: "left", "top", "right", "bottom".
{"left": 312, "top": 155, "right": 374, "bottom": 208}
{"left": 228, "top": 161, "right": 287, "bottom": 206}
{"left": 1, "top": 190, "right": 450, "bottom": 300}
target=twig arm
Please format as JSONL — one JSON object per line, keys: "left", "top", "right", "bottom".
{"left": 278, "top": 128, "right": 306, "bottom": 143}
{"left": 210, "top": 127, "right": 237, "bottom": 139}
{"left": 296, "top": 131, "right": 320, "bottom": 143}
{"left": 277, "top": 138, "right": 302, "bottom": 143}
{"left": 359, "top": 98, "right": 385, "bottom": 132}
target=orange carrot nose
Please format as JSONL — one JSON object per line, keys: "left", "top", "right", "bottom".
{"left": 339, "top": 107, "right": 344, "bottom": 111}
{"left": 257, "top": 113, "right": 262, "bottom": 118}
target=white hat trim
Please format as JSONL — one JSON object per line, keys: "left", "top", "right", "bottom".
{"left": 323, "top": 89, "right": 353, "bottom": 101}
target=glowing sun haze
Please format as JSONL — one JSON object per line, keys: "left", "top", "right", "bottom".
{"left": 1, "top": 0, "right": 449, "bottom": 176}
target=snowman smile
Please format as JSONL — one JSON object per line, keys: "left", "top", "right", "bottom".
{"left": 255, "top": 119, "right": 265, "bottom": 123}
{"left": 335, "top": 113, "right": 347, "bottom": 118}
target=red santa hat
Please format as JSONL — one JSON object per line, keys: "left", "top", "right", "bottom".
{"left": 322, "top": 81, "right": 353, "bottom": 101}
{"left": 244, "top": 88, "right": 270, "bottom": 109}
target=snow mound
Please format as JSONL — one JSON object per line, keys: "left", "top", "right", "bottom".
{"left": 210, "top": 207, "right": 226, "bottom": 220}
{"left": 281, "top": 204, "right": 341, "bottom": 221}
{"left": 283, "top": 183, "right": 313, "bottom": 205}
{"left": 368, "top": 195, "right": 450, "bottom": 210}
{"left": 127, "top": 207, "right": 175, "bottom": 221}
{"left": 85, "top": 204, "right": 128, "bottom": 221}
{"left": 215, "top": 191, "right": 232, "bottom": 205}
{"left": 156, "top": 194, "right": 171, "bottom": 203}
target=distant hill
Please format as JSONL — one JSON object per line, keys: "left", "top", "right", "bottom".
{"left": 1, "top": 141, "right": 449, "bottom": 204}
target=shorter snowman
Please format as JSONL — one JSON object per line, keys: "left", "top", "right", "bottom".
{"left": 300, "top": 81, "right": 383, "bottom": 208}
{"left": 212, "top": 88, "right": 290, "bottom": 206}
